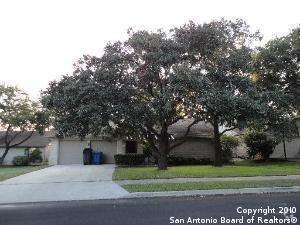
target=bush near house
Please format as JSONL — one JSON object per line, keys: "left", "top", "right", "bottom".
{"left": 244, "top": 130, "right": 276, "bottom": 160}
{"left": 12, "top": 156, "right": 29, "bottom": 166}
{"left": 221, "top": 135, "right": 240, "bottom": 163}
{"left": 114, "top": 154, "right": 145, "bottom": 166}
{"left": 29, "top": 148, "right": 42, "bottom": 163}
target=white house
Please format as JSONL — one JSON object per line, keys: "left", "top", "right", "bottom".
{"left": 0, "top": 132, "right": 50, "bottom": 165}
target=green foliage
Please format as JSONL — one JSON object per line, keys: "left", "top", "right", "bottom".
{"left": 244, "top": 130, "right": 276, "bottom": 160}
{"left": 221, "top": 135, "right": 240, "bottom": 163}
{"left": 42, "top": 19, "right": 289, "bottom": 169}
{"left": 253, "top": 26, "right": 300, "bottom": 115}
{"left": 29, "top": 148, "right": 42, "bottom": 163}
{"left": 142, "top": 142, "right": 153, "bottom": 158}
{"left": 114, "top": 154, "right": 145, "bottom": 166}
{"left": 12, "top": 156, "right": 29, "bottom": 166}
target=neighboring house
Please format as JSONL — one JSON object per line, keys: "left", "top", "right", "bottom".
{"left": 234, "top": 119, "right": 300, "bottom": 160}
{"left": 0, "top": 132, "right": 50, "bottom": 165}
{"left": 270, "top": 119, "right": 300, "bottom": 160}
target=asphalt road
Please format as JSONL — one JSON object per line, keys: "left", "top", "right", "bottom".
{"left": 0, "top": 193, "right": 299, "bottom": 225}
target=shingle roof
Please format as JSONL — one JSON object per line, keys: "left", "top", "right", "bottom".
{"left": 169, "top": 119, "right": 214, "bottom": 138}
{"left": 0, "top": 131, "right": 50, "bottom": 148}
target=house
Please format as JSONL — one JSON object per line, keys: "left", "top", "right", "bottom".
{"left": 47, "top": 119, "right": 217, "bottom": 165}
{"left": 0, "top": 132, "right": 50, "bottom": 165}
{"left": 168, "top": 119, "right": 215, "bottom": 160}
{"left": 44, "top": 118, "right": 300, "bottom": 165}
{"left": 46, "top": 131, "right": 143, "bottom": 165}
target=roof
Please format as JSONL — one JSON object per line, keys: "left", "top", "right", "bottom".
{"left": 169, "top": 119, "right": 214, "bottom": 139}
{"left": 0, "top": 131, "right": 50, "bottom": 148}
{"left": 45, "top": 119, "right": 240, "bottom": 140}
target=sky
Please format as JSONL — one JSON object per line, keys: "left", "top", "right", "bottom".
{"left": 0, "top": 0, "right": 299, "bottom": 100}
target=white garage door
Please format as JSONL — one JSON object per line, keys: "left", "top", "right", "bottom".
{"left": 58, "top": 140, "right": 117, "bottom": 164}
{"left": 59, "top": 141, "right": 87, "bottom": 165}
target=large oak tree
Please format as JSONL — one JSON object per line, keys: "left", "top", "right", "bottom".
{"left": 42, "top": 19, "right": 284, "bottom": 169}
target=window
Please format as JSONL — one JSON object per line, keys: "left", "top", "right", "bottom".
{"left": 125, "top": 141, "right": 137, "bottom": 153}
{"left": 24, "top": 148, "right": 30, "bottom": 157}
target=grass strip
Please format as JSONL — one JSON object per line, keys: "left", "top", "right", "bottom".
{"left": 122, "top": 179, "right": 300, "bottom": 192}
{"left": 0, "top": 165, "right": 48, "bottom": 181}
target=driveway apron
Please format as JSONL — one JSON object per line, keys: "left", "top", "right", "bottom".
{"left": 0, "top": 165, "right": 128, "bottom": 204}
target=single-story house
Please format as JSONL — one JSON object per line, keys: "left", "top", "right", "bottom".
{"left": 0, "top": 132, "right": 50, "bottom": 165}
{"left": 46, "top": 119, "right": 217, "bottom": 165}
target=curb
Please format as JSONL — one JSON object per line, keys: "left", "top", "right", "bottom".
{"left": 121, "top": 186, "right": 300, "bottom": 199}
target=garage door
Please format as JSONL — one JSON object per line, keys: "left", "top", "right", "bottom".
{"left": 59, "top": 141, "right": 87, "bottom": 165}
{"left": 58, "top": 140, "right": 117, "bottom": 164}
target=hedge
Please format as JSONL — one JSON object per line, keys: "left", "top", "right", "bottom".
{"left": 114, "top": 154, "right": 145, "bottom": 166}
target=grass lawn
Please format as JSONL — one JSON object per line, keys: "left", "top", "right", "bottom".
{"left": 113, "top": 161, "right": 300, "bottom": 180}
{"left": 0, "top": 165, "right": 48, "bottom": 181}
{"left": 122, "top": 179, "right": 300, "bottom": 192}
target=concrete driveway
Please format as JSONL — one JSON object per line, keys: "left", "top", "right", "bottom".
{"left": 0, "top": 165, "right": 128, "bottom": 204}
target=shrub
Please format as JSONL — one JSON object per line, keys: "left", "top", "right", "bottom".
{"left": 244, "top": 130, "right": 276, "bottom": 160}
{"left": 221, "top": 135, "right": 240, "bottom": 163}
{"left": 142, "top": 142, "right": 153, "bottom": 158}
{"left": 12, "top": 156, "right": 29, "bottom": 166}
{"left": 29, "top": 148, "right": 42, "bottom": 163}
{"left": 114, "top": 154, "right": 145, "bottom": 166}
{"left": 167, "top": 156, "right": 212, "bottom": 165}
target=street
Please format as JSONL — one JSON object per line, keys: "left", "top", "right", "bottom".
{"left": 0, "top": 192, "right": 299, "bottom": 225}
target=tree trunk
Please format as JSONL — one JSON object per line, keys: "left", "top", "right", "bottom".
{"left": 157, "top": 127, "right": 169, "bottom": 170}
{"left": 213, "top": 116, "right": 222, "bottom": 167}
{"left": 0, "top": 147, "right": 9, "bottom": 166}
{"left": 282, "top": 132, "right": 287, "bottom": 161}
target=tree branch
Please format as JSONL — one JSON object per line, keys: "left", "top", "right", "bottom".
{"left": 9, "top": 131, "right": 34, "bottom": 148}
{"left": 220, "top": 126, "right": 238, "bottom": 136}
{"left": 169, "top": 119, "right": 199, "bottom": 151}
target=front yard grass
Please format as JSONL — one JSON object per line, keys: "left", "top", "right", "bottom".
{"left": 113, "top": 161, "right": 300, "bottom": 180}
{"left": 122, "top": 179, "right": 300, "bottom": 192}
{"left": 0, "top": 165, "right": 48, "bottom": 181}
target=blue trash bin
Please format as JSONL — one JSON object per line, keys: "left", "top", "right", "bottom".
{"left": 92, "top": 151, "right": 103, "bottom": 165}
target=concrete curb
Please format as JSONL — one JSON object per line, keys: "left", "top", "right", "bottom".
{"left": 121, "top": 186, "right": 300, "bottom": 199}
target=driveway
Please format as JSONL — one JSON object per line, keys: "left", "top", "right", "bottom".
{"left": 0, "top": 165, "right": 129, "bottom": 204}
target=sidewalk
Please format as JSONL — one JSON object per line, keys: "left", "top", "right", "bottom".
{"left": 116, "top": 174, "right": 300, "bottom": 185}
